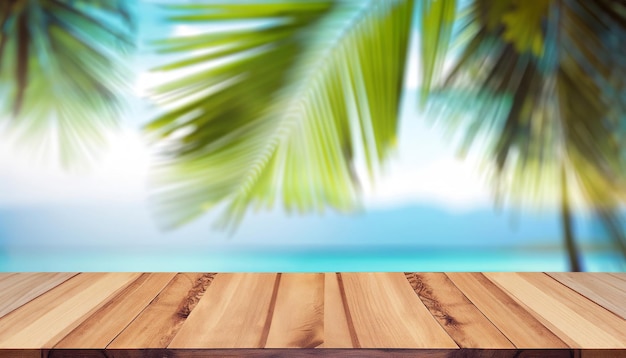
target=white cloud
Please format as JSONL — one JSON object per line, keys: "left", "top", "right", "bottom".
{"left": 362, "top": 92, "right": 493, "bottom": 212}
{"left": 0, "top": 128, "right": 151, "bottom": 207}
{"left": 365, "top": 156, "right": 490, "bottom": 211}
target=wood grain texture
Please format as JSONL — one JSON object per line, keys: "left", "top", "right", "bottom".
{"left": 0, "top": 350, "right": 40, "bottom": 358}
{"left": 55, "top": 273, "right": 176, "bottom": 348}
{"left": 446, "top": 272, "right": 568, "bottom": 349}
{"left": 0, "top": 273, "right": 139, "bottom": 349}
{"left": 109, "top": 273, "right": 216, "bottom": 349}
{"left": 486, "top": 272, "right": 626, "bottom": 348}
{"left": 0, "top": 272, "right": 624, "bottom": 355}
{"left": 37, "top": 348, "right": 587, "bottom": 358}
{"left": 341, "top": 272, "right": 458, "bottom": 349}
{"left": 168, "top": 273, "right": 279, "bottom": 348}
{"left": 405, "top": 273, "right": 514, "bottom": 349}
{"left": 0, "top": 273, "right": 76, "bottom": 319}
{"left": 580, "top": 350, "right": 626, "bottom": 358}
{"left": 609, "top": 273, "right": 626, "bottom": 283}
{"left": 264, "top": 273, "right": 324, "bottom": 348}
{"left": 548, "top": 272, "right": 626, "bottom": 319}
{"left": 319, "top": 273, "right": 353, "bottom": 348}
{"left": 595, "top": 273, "right": 626, "bottom": 293}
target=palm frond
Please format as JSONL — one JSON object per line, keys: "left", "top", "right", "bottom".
{"left": 419, "top": 0, "right": 456, "bottom": 106}
{"left": 0, "top": 0, "right": 134, "bottom": 168}
{"left": 424, "top": 0, "right": 626, "bottom": 262}
{"left": 146, "top": 0, "right": 414, "bottom": 229}
{"left": 427, "top": 0, "right": 626, "bottom": 206}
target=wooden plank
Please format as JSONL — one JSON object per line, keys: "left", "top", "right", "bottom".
{"left": 580, "top": 350, "right": 626, "bottom": 358}
{"left": 595, "top": 273, "right": 626, "bottom": 294}
{"left": 264, "top": 273, "right": 324, "bottom": 348}
{"left": 168, "top": 273, "right": 278, "bottom": 348}
{"left": 0, "top": 273, "right": 140, "bottom": 349}
{"left": 548, "top": 272, "right": 626, "bottom": 319}
{"left": 0, "top": 273, "right": 16, "bottom": 281}
{"left": 39, "top": 348, "right": 587, "bottom": 358}
{"left": 0, "top": 349, "right": 40, "bottom": 358}
{"left": 319, "top": 273, "right": 353, "bottom": 348}
{"left": 108, "top": 273, "right": 216, "bottom": 349}
{"left": 608, "top": 273, "right": 626, "bottom": 283}
{"left": 0, "top": 273, "right": 77, "bottom": 319}
{"left": 446, "top": 272, "right": 568, "bottom": 349}
{"left": 486, "top": 272, "right": 626, "bottom": 348}
{"left": 404, "top": 273, "right": 514, "bottom": 348}
{"left": 55, "top": 273, "right": 176, "bottom": 348}
{"left": 340, "top": 272, "right": 458, "bottom": 349}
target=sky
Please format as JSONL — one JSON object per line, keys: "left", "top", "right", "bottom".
{"left": 0, "top": 2, "right": 621, "bottom": 271}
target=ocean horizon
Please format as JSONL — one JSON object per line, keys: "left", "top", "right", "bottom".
{"left": 2, "top": 202, "right": 623, "bottom": 272}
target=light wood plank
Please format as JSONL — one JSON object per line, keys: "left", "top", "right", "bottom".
{"left": 486, "top": 272, "right": 626, "bottom": 348}
{"left": 341, "top": 273, "right": 458, "bottom": 349}
{"left": 0, "top": 273, "right": 140, "bottom": 349}
{"left": 595, "top": 273, "right": 626, "bottom": 294}
{"left": 446, "top": 273, "right": 568, "bottom": 349}
{"left": 168, "top": 273, "right": 278, "bottom": 348}
{"left": 55, "top": 273, "right": 176, "bottom": 348}
{"left": 265, "top": 273, "right": 324, "bottom": 348}
{"left": 41, "top": 348, "right": 553, "bottom": 357}
{"left": 404, "top": 273, "right": 514, "bottom": 348}
{"left": 608, "top": 273, "right": 626, "bottom": 283}
{"left": 319, "top": 273, "right": 354, "bottom": 348}
{"left": 108, "top": 273, "right": 216, "bottom": 349}
{"left": 0, "top": 273, "right": 17, "bottom": 281}
{"left": 0, "top": 273, "right": 77, "bottom": 319}
{"left": 548, "top": 272, "right": 626, "bottom": 319}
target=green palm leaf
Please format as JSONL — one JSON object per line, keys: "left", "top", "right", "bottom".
{"left": 419, "top": 0, "right": 455, "bottom": 106}
{"left": 146, "top": 0, "right": 414, "bottom": 229}
{"left": 0, "top": 0, "right": 133, "bottom": 167}
{"left": 424, "top": 0, "right": 626, "bottom": 267}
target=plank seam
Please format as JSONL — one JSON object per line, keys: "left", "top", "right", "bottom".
{"left": 336, "top": 273, "right": 361, "bottom": 348}
{"left": 439, "top": 273, "right": 516, "bottom": 348}
{"left": 544, "top": 272, "right": 626, "bottom": 321}
{"left": 100, "top": 273, "right": 179, "bottom": 349}
{"left": 258, "top": 273, "right": 282, "bottom": 348}
{"left": 160, "top": 273, "right": 219, "bottom": 349}
{"left": 50, "top": 273, "right": 148, "bottom": 349}
{"left": 0, "top": 273, "right": 79, "bottom": 321}
{"left": 448, "top": 273, "right": 570, "bottom": 349}
{"left": 483, "top": 273, "right": 574, "bottom": 348}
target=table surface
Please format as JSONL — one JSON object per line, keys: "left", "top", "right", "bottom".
{"left": 0, "top": 272, "right": 624, "bottom": 357}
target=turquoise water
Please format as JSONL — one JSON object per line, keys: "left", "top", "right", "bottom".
{"left": 1, "top": 246, "right": 623, "bottom": 272}
{"left": 1, "top": 204, "right": 624, "bottom": 272}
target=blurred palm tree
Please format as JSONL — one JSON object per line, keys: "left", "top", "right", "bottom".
{"left": 145, "top": 0, "right": 626, "bottom": 270}
{"left": 1, "top": 1, "right": 625, "bottom": 270}
{"left": 145, "top": 1, "right": 413, "bottom": 229}
{"left": 424, "top": 0, "right": 626, "bottom": 271}
{"left": 0, "top": 0, "right": 133, "bottom": 168}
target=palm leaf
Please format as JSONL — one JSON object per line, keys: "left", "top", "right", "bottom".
{"left": 0, "top": 0, "right": 134, "bottom": 168}
{"left": 419, "top": 0, "right": 456, "bottom": 106}
{"left": 424, "top": 0, "right": 626, "bottom": 261}
{"left": 146, "top": 0, "right": 414, "bottom": 229}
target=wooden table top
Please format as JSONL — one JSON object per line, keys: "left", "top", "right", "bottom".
{"left": 0, "top": 272, "right": 624, "bottom": 357}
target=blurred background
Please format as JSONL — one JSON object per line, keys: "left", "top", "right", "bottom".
{"left": 0, "top": 0, "right": 624, "bottom": 271}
